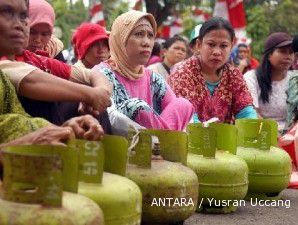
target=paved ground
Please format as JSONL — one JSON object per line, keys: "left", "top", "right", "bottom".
{"left": 184, "top": 189, "right": 298, "bottom": 225}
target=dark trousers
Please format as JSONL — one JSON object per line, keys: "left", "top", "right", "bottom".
{"left": 19, "top": 97, "right": 112, "bottom": 134}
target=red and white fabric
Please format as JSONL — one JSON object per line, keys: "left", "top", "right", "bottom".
{"left": 213, "top": 0, "right": 250, "bottom": 45}
{"left": 157, "top": 16, "right": 183, "bottom": 39}
{"left": 289, "top": 168, "right": 298, "bottom": 189}
{"left": 90, "top": 1, "right": 106, "bottom": 27}
{"left": 169, "top": 17, "right": 183, "bottom": 37}
{"left": 278, "top": 123, "right": 298, "bottom": 189}
{"left": 193, "top": 8, "right": 211, "bottom": 24}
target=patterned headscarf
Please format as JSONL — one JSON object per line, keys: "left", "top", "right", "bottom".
{"left": 108, "top": 10, "right": 157, "bottom": 80}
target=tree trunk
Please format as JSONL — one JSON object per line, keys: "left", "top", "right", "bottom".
{"left": 145, "top": 0, "right": 175, "bottom": 27}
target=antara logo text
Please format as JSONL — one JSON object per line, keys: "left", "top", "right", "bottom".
{"left": 151, "top": 198, "right": 195, "bottom": 207}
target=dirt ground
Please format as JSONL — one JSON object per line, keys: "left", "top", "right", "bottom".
{"left": 184, "top": 189, "right": 298, "bottom": 225}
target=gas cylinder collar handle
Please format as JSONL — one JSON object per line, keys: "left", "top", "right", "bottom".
{"left": 202, "top": 117, "right": 219, "bottom": 128}
{"left": 128, "top": 126, "right": 141, "bottom": 156}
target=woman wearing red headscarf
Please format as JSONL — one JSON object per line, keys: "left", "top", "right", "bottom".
{"left": 72, "top": 23, "right": 110, "bottom": 69}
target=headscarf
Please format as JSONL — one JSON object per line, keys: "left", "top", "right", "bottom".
{"left": 29, "top": 0, "right": 55, "bottom": 32}
{"left": 29, "top": 0, "right": 55, "bottom": 31}
{"left": 108, "top": 10, "right": 157, "bottom": 80}
{"left": 29, "top": 0, "right": 62, "bottom": 57}
{"left": 44, "top": 37, "right": 64, "bottom": 58}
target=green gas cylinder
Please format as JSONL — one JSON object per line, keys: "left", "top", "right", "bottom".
{"left": 187, "top": 123, "right": 249, "bottom": 213}
{"left": 69, "top": 136, "right": 142, "bottom": 225}
{"left": 236, "top": 119, "right": 291, "bottom": 200}
{"left": 0, "top": 145, "right": 104, "bottom": 225}
{"left": 126, "top": 130, "right": 198, "bottom": 225}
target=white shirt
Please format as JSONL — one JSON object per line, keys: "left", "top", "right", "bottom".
{"left": 244, "top": 70, "right": 292, "bottom": 132}
{"left": 147, "top": 62, "right": 169, "bottom": 80}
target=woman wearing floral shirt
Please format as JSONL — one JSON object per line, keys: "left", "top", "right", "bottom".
{"left": 168, "top": 17, "right": 257, "bottom": 123}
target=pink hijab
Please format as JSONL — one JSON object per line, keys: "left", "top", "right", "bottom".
{"left": 29, "top": 0, "right": 55, "bottom": 32}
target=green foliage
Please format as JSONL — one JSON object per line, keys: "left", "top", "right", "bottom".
{"left": 101, "top": 0, "right": 129, "bottom": 30}
{"left": 268, "top": 0, "right": 298, "bottom": 35}
{"left": 244, "top": 0, "right": 283, "bottom": 9}
{"left": 181, "top": 1, "right": 213, "bottom": 41}
{"left": 246, "top": 5, "right": 270, "bottom": 60}
{"left": 182, "top": 7, "right": 196, "bottom": 40}
{"left": 245, "top": 0, "right": 298, "bottom": 60}
{"left": 50, "top": 0, "right": 88, "bottom": 48}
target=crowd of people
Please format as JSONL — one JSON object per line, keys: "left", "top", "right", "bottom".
{"left": 0, "top": 0, "right": 298, "bottom": 169}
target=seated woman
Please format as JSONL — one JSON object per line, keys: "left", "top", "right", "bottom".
{"left": 72, "top": 22, "right": 144, "bottom": 135}
{"left": 72, "top": 22, "right": 110, "bottom": 69}
{"left": 94, "top": 10, "right": 194, "bottom": 130}
{"left": 0, "top": 0, "right": 104, "bottom": 167}
{"left": 244, "top": 32, "right": 295, "bottom": 134}
{"left": 0, "top": 2, "right": 110, "bottom": 131}
{"left": 279, "top": 35, "right": 298, "bottom": 167}
{"left": 168, "top": 17, "right": 257, "bottom": 123}
{"left": 148, "top": 35, "right": 188, "bottom": 80}
{"left": 28, "top": 0, "right": 65, "bottom": 61}
{"left": 231, "top": 43, "right": 259, "bottom": 74}
{"left": 0, "top": 5, "right": 112, "bottom": 131}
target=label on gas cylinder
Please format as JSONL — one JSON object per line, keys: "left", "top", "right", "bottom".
{"left": 240, "top": 121, "right": 271, "bottom": 150}
{"left": 77, "top": 140, "right": 104, "bottom": 184}
{"left": 257, "top": 122, "right": 271, "bottom": 150}
{"left": 200, "top": 127, "right": 216, "bottom": 158}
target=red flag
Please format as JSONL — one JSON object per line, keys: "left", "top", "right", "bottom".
{"left": 193, "top": 8, "right": 211, "bottom": 23}
{"left": 226, "top": 0, "right": 246, "bottom": 28}
{"left": 158, "top": 25, "right": 170, "bottom": 39}
{"left": 90, "top": 1, "right": 106, "bottom": 27}
{"left": 213, "top": 0, "right": 249, "bottom": 45}
{"left": 157, "top": 17, "right": 183, "bottom": 39}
